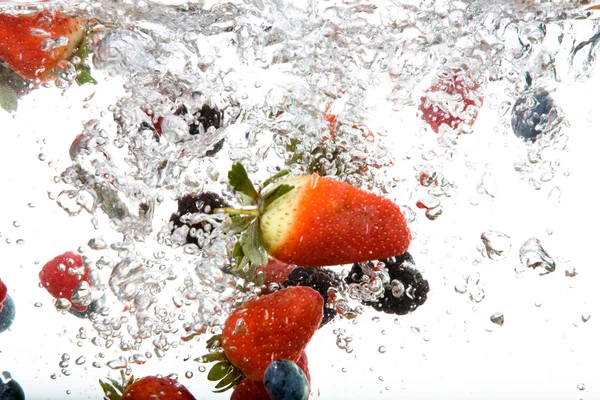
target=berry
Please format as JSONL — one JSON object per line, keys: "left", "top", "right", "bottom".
{"left": 0, "top": 372, "right": 25, "bottom": 400}
{"left": 227, "top": 163, "right": 412, "bottom": 268}
{"left": 345, "top": 253, "right": 429, "bottom": 315}
{"left": 0, "top": 11, "right": 87, "bottom": 81}
{"left": 0, "top": 279, "right": 7, "bottom": 311}
{"left": 511, "top": 89, "right": 556, "bottom": 143}
{"left": 100, "top": 373, "right": 196, "bottom": 400}
{"left": 419, "top": 72, "right": 483, "bottom": 134}
{"left": 39, "top": 251, "right": 92, "bottom": 312}
{"left": 221, "top": 286, "right": 323, "bottom": 381}
{"left": 263, "top": 359, "right": 310, "bottom": 400}
{"left": 67, "top": 294, "right": 105, "bottom": 319}
{"left": 0, "top": 295, "right": 15, "bottom": 333}
{"left": 169, "top": 192, "right": 229, "bottom": 246}
{"left": 230, "top": 378, "right": 270, "bottom": 400}
{"left": 148, "top": 104, "right": 225, "bottom": 155}
{"left": 230, "top": 352, "right": 311, "bottom": 400}
{"left": 258, "top": 258, "right": 298, "bottom": 293}
{"left": 282, "top": 267, "right": 341, "bottom": 327}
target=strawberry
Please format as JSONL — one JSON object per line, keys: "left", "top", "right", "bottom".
{"left": 222, "top": 163, "right": 411, "bottom": 270}
{"left": 100, "top": 371, "right": 196, "bottom": 400}
{"left": 258, "top": 258, "right": 297, "bottom": 292}
{"left": 39, "top": 251, "right": 91, "bottom": 312}
{"left": 222, "top": 286, "right": 322, "bottom": 381}
{"left": 0, "top": 279, "right": 7, "bottom": 312}
{"left": 0, "top": 10, "right": 90, "bottom": 82}
{"left": 230, "top": 378, "right": 270, "bottom": 400}
{"left": 230, "top": 352, "right": 311, "bottom": 400}
{"left": 418, "top": 71, "right": 483, "bottom": 134}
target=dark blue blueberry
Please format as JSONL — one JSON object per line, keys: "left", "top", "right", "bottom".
{"left": 263, "top": 359, "right": 309, "bottom": 400}
{"left": 511, "top": 89, "right": 555, "bottom": 143}
{"left": 67, "top": 295, "right": 105, "bottom": 319}
{"left": 0, "top": 296, "right": 15, "bottom": 333}
{"left": 0, "top": 372, "right": 25, "bottom": 400}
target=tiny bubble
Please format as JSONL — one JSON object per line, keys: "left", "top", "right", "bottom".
{"left": 378, "top": 346, "right": 387, "bottom": 354}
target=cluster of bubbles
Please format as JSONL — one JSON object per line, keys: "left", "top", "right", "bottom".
{"left": 3, "top": 0, "right": 599, "bottom": 391}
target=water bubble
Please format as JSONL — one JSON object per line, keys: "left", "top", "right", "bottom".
{"left": 378, "top": 346, "right": 387, "bottom": 354}
{"left": 455, "top": 284, "right": 467, "bottom": 294}
{"left": 88, "top": 238, "right": 108, "bottom": 250}
{"left": 490, "top": 313, "right": 505, "bottom": 326}
{"left": 478, "top": 172, "right": 497, "bottom": 198}
{"left": 577, "top": 383, "right": 585, "bottom": 391}
{"left": 75, "top": 356, "right": 86, "bottom": 366}
{"left": 107, "top": 357, "right": 128, "bottom": 370}
{"left": 519, "top": 238, "right": 556, "bottom": 275}
{"left": 581, "top": 313, "right": 591, "bottom": 323}
{"left": 480, "top": 231, "right": 511, "bottom": 260}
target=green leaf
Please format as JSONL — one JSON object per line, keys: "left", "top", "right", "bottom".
{"left": 213, "top": 374, "right": 244, "bottom": 393}
{"left": 208, "top": 361, "right": 231, "bottom": 381}
{"left": 262, "top": 183, "right": 294, "bottom": 211}
{"left": 228, "top": 163, "right": 259, "bottom": 201}
{"left": 0, "top": 83, "right": 18, "bottom": 113}
{"left": 240, "top": 221, "right": 268, "bottom": 267}
{"left": 99, "top": 379, "right": 122, "bottom": 400}
{"left": 72, "top": 33, "right": 97, "bottom": 86}
{"left": 214, "top": 368, "right": 242, "bottom": 389}
{"left": 260, "top": 169, "right": 290, "bottom": 191}
{"left": 205, "top": 334, "right": 222, "bottom": 349}
{"left": 76, "top": 65, "right": 98, "bottom": 85}
{"left": 226, "top": 215, "right": 254, "bottom": 234}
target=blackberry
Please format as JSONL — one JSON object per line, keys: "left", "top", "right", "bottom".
{"left": 169, "top": 192, "right": 229, "bottom": 246}
{"left": 345, "top": 252, "right": 429, "bottom": 316}
{"left": 282, "top": 267, "right": 341, "bottom": 327}
{"left": 184, "top": 104, "right": 225, "bottom": 156}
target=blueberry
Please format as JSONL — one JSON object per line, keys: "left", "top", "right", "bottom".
{"left": 0, "top": 372, "right": 25, "bottom": 400}
{"left": 263, "top": 359, "right": 309, "bottom": 400}
{"left": 67, "top": 295, "right": 105, "bottom": 319}
{"left": 511, "top": 89, "right": 555, "bottom": 143}
{"left": 0, "top": 296, "right": 15, "bottom": 333}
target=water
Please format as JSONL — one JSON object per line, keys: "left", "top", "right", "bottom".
{"left": 1, "top": 0, "right": 600, "bottom": 399}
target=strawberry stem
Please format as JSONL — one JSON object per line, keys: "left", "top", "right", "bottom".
{"left": 215, "top": 207, "right": 260, "bottom": 217}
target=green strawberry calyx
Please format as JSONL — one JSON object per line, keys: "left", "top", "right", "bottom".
{"left": 99, "top": 370, "right": 135, "bottom": 400}
{"left": 215, "top": 163, "right": 294, "bottom": 282}
{"left": 196, "top": 333, "right": 244, "bottom": 393}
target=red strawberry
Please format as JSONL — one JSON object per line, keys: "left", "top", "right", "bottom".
{"left": 0, "top": 279, "right": 7, "bottom": 312}
{"left": 225, "top": 163, "right": 411, "bottom": 269}
{"left": 230, "top": 378, "right": 270, "bottom": 400}
{"left": 222, "top": 286, "right": 323, "bottom": 382}
{"left": 0, "top": 10, "right": 86, "bottom": 81}
{"left": 230, "top": 352, "right": 311, "bottom": 400}
{"left": 100, "top": 372, "right": 196, "bottom": 400}
{"left": 418, "top": 72, "right": 483, "bottom": 133}
{"left": 258, "top": 258, "right": 297, "bottom": 292}
{"left": 259, "top": 174, "right": 411, "bottom": 266}
{"left": 39, "top": 251, "right": 91, "bottom": 312}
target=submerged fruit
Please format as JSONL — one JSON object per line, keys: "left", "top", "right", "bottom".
{"left": 259, "top": 174, "right": 411, "bottom": 266}
{"left": 263, "top": 359, "right": 310, "bottom": 400}
{"left": 221, "top": 286, "right": 323, "bottom": 381}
